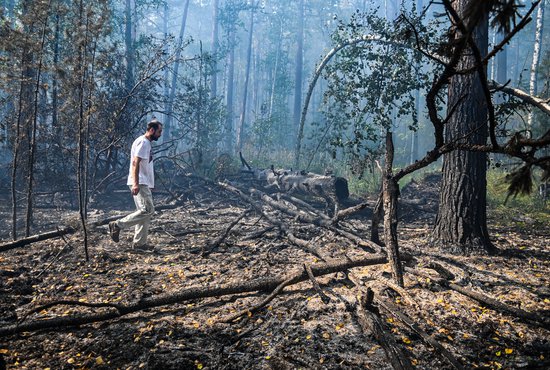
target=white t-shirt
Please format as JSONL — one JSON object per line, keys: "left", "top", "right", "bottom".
{"left": 127, "top": 135, "right": 155, "bottom": 188}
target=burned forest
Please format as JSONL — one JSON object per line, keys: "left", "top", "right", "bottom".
{"left": 1, "top": 0, "right": 550, "bottom": 369}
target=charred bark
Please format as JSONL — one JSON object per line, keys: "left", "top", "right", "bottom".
{"left": 432, "top": 0, "right": 495, "bottom": 255}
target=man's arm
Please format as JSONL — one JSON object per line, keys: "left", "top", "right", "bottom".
{"left": 131, "top": 156, "right": 142, "bottom": 195}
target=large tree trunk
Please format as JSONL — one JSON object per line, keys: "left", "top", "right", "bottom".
{"left": 432, "top": 0, "right": 495, "bottom": 255}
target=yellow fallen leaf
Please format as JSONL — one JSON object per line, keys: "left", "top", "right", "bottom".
{"left": 402, "top": 337, "right": 411, "bottom": 344}
{"left": 265, "top": 356, "right": 271, "bottom": 360}
{"left": 496, "top": 351, "right": 501, "bottom": 357}
{"left": 197, "top": 364, "right": 203, "bottom": 369}
{"left": 322, "top": 332, "right": 330, "bottom": 339}
{"left": 505, "top": 348, "right": 513, "bottom": 355}
{"left": 0, "top": 349, "right": 8, "bottom": 354}
{"left": 306, "top": 335, "right": 312, "bottom": 340}
{"left": 67, "top": 358, "right": 75, "bottom": 364}
{"left": 96, "top": 356, "right": 105, "bottom": 365}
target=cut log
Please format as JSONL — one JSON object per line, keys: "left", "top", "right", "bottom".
{"left": 239, "top": 152, "right": 349, "bottom": 215}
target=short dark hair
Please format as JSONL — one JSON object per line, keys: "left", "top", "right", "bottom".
{"left": 147, "top": 118, "right": 162, "bottom": 131}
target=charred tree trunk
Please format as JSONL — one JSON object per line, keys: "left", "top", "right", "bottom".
{"left": 383, "top": 132, "right": 404, "bottom": 287}
{"left": 432, "top": 0, "right": 495, "bottom": 255}
{"left": 25, "top": 0, "right": 51, "bottom": 237}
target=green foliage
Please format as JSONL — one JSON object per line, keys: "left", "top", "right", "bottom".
{"left": 310, "top": 8, "right": 437, "bottom": 175}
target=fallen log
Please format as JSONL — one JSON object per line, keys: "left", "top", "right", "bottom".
{"left": 218, "top": 182, "right": 326, "bottom": 258}
{"left": 0, "top": 227, "right": 76, "bottom": 253}
{"left": 0, "top": 254, "right": 389, "bottom": 336}
{"left": 250, "top": 188, "right": 380, "bottom": 253}
{"left": 0, "top": 199, "right": 187, "bottom": 252}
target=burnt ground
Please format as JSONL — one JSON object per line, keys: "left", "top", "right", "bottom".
{"left": 0, "top": 173, "right": 549, "bottom": 370}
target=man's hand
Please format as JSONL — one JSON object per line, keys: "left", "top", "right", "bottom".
{"left": 131, "top": 184, "right": 140, "bottom": 195}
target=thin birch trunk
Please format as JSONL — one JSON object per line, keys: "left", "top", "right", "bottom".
{"left": 528, "top": 0, "right": 545, "bottom": 131}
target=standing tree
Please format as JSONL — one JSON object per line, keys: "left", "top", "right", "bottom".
{"left": 165, "top": 0, "right": 191, "bottom": 142}
{"left": 292, "top": 0, "right": 305, "bottom": 144}
{"left": 296, "top": 1, "right": 549, "bottom": 284}
{"left": 236, "top": 2, "right": 255, "bottom": 152}
{"left": 528, "top": 0, "right": 546, "bottom": 130}
{"left": 431, "top": 0, "right": 494, "bottom": 254}
{"left": 210, "top": 0, "right": 220, "bottom": 98}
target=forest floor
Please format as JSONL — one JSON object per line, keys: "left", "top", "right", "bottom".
{"left": 0, "top": 173, "right": 549, "bottom": 370}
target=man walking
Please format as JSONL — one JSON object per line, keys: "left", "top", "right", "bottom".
{"left": 109, "top": 118, "right": 163, "bottom": 251}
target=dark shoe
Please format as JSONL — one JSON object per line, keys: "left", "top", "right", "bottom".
{"left": 133, "top": 244, "right": 155, "bottom": 252}
{"left": 109, "top": 221, "right": 120, "bottom": 243}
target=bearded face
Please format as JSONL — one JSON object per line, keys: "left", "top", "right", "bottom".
{"left": 151, "top": 126, "right": 163, "bottom": 141}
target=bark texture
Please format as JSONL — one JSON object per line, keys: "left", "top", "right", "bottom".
{"left": 432, "top": 0, "right": 495, "bottom": 255}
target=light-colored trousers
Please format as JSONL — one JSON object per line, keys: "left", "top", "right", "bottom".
{"left": 117, "top": 185, "right": 155, "bottom": 246}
